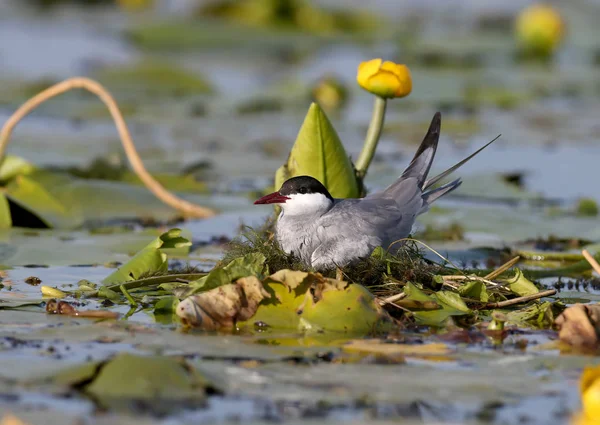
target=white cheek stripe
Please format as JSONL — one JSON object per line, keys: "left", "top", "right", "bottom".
{"left": 281, "top": 193, "right": 332, "bottom": 216}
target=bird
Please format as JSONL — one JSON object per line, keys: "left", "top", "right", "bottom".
{"left": 254, "top": 112, "right": 498, "bottom": 271}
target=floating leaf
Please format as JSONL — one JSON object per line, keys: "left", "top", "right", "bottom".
{"left": 46, "top": 353, "right": 208, "bottom": 413}
{"left": 102, "top": 229, "right": 191, "bottom": 285}
{"left": 343, "top": 339, "right": 450, "bottom": 358}
{"left": 5, "top": 172, "right": 83, "bottom": 229}
{"left": 275, "top": 103, "right": 359, "bottom": 198}
{"left": 501, "top": 268, "right": 539, "bottom": 296}
{"left": 300, "top": 281, "right": 394, "bottom": 334}
{"left": 86, "top": 353, "right": 205, "bottom": 400}
{"left": 94, "top": 61, "right": 213, "bottom": 96}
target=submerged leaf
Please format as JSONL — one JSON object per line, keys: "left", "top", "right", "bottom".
{"left": 102, "top": 229, "right": 191, "bottom": 285}
{"left": 275, "top": 103, "right": 359, "bottom": 198}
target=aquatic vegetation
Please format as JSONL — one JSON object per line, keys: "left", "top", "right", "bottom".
{"left": 0, "top": 78, "right": 215, "bottom": 225}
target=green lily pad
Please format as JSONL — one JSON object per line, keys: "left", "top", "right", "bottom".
{"left": 94, "top": 61, "right": 213, "bottom": 97}
{"left": 5, "top": 172, "right": 83, "bottom": 229}
{"left": 46, "top": 353, "right": 209, "bottom": 413}
{"left": 242, "top": 270, "right": 393, "bottom": 334}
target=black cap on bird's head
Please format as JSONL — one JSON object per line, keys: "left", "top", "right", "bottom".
{"left": 254, "top": 176, "right": 334, "bottom": 205}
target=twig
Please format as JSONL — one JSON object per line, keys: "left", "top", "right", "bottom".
{"left": 0, "top": 77, "right": 215, "bottom": 218}
{"left": 582, "top": 249, "right": 600, "bottom": 275}
{"left": 485, "top": 256, "right": 520, "bottom": 280}
{"left": 484, "top": 289, "right": 557, "bottom": 309}
{"left": 380, "top": 292, "right": 407, "bottom": 304}
{"left": 442, "top": 275, "right": 503, "bottom": 288}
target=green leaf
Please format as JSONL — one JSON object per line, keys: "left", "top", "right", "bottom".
{"left": 95, "top": 61, "right": 213, "bottom": 96}
{"left": 275, "top": 103, "right": 359, "bottom": 198}
{"left": 179, "top": 270, "right": 394, "bottom": 334}
{"left": 98, "top": 286, "right": 122, "bottom": 302}
{"left": 458, "top": 280, "right": 489, "bottom": 302}
{"left": 154, "top": 296, "right": 180, "bottom": 314}
{"left": 239, "top": 271, "right": 393, "bottom": 334}
{"left": 102, "top": 229, "right": 191, "bottom": 285}
{"left": 5, "top": 173, "right": 83, "bottom": 229}
{"left": 501, "top": 268, "right": 539, "bottom": 296}
{"left": 432, "top": 291, "right": 472, "bottom": 313}
{"left": 0, "top": 192, "right": 12, "bottom": 229}
{"left": 0, "top": 155, "right": 36, "bottom": 182}
{"left": 69, "top": 353, "right": 208, "bottom": 412}
{"left": 184, "top": 253, "right": 266, "bottom": 296}
{"left": 403, "top": 282, "right": 470, "bottom": 327}
{"left": 300, "top": 283, "right": 393, "bottom": 334}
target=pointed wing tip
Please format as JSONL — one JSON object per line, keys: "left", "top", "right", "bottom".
{"left": 428, "top": 112, "right": 442, "bottom": 134}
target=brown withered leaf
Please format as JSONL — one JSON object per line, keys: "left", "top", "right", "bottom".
{"left": 176, "top": 276, "right": 270, "bottom": 330}
{"left": 555, "top": 303, "right": 600, "bottom": 348}
{"left": 45, "top": 299, "right": 120, "bottom": 319}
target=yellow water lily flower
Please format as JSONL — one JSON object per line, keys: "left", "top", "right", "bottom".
{"left": 580, "top": 366, "right": 600, "bottom": 422}
{"left": 357, "top": 59, "right": 412, "bottom": 99}
{"left": 515, "top": 3, "right": 564, "bottom": 56}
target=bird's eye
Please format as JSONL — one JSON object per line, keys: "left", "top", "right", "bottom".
{"left": 298, "top": 187, "right": 307, "bottom": 194}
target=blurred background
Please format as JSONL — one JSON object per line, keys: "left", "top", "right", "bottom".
{"left": 0, "top": 0, "right": 599, "bottom": 245}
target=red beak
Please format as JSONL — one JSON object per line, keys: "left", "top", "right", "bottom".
{"left": 254, "top": 192, "right": 290, "bottom": 205}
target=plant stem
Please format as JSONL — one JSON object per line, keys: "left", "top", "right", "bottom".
{"left": 120, "top": 284, "right": 137, "bottom": 307}
{"left": 484, "top": 289, "right": 557, "bottom": 309}
{"left": 355, "top": 96, "right": 387, "bottom": 177}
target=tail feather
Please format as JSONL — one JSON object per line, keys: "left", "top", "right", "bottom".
{"left": 423, "top": 134, "right": 501, "bottom": 191}
{"left": 384, "top": 112, "right": 441, "bottom": 197}
{"left": 420, "top": 177, "right": 462, "bottom": 212}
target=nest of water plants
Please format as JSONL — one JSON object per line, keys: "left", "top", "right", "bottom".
{"left": 221, "top": 217, "right": 447, "bottom": 297}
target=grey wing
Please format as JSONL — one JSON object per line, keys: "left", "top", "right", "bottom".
{"left": 310, "top": 193, "right": 420, "bottom": 269}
